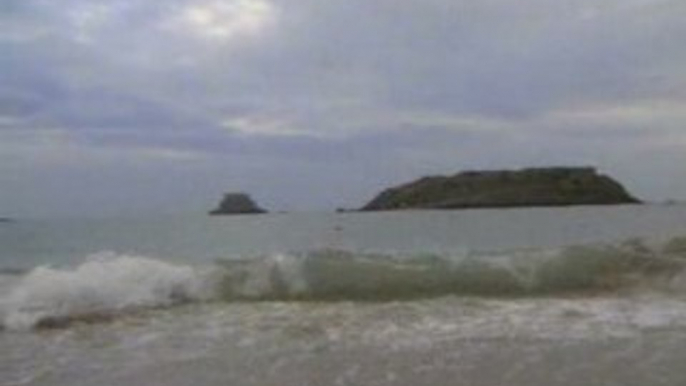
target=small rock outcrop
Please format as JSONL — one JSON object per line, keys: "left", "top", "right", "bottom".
{"left": 361, "top": 167, "right": 640, "bottom": 211}
{"left": 209, "top": 193, "right": 267, "bottom": 215}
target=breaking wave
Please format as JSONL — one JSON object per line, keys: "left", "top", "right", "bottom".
{"left": 214, "top": 238, "right": 686, "bottom": 300}
{"left": 3, "top": 237, "right": 686, "bottom": 330}
{"left": 0, "top": 252, "right": 213, "bottom": 330}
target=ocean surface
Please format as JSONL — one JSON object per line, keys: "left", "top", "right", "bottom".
{"left": 3, "top": 204, "right": 686, "bottom": 385}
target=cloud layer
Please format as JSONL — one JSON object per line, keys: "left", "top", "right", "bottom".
{"left": 1, "top": 0, "right": 686, "bottom": 215}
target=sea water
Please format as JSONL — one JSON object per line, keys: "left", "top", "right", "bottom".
{"left": 2, "top": 205, "right": 686, "bottom": 385}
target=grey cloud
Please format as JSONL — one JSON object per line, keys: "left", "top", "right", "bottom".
{"left": 8, "top": 0, "right": 686, "bottom": 131}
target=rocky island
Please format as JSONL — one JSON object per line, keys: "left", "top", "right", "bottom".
{"left": 209, "top": 193, "right": 267, "bottom": 215}
{"left": 361, "top": 167, "right": 640, "bottom": 211}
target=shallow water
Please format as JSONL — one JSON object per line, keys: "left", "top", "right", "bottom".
{"left": 4, "top": 297, "right": 686, "bottom": 386}
{"left": 3, "top": 204, "right": 686, "bottom": 385}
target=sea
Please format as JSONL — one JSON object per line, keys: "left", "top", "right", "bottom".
{"left": 3, "top": 204, "right": 686, "bottom": 386}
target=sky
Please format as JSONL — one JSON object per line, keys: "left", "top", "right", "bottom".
{"left": 1, "top": 0, "right": 686, "bottom": 217}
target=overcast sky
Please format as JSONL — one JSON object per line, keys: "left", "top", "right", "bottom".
{"left": 1, "top": 0, "right": 685, "bottom": 216}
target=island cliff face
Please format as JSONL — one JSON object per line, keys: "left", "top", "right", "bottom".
{"left": 209, "top": 193, "right": 267, "bottom": 215}
{"left": 361, "top": 167, "right": 640, "bottom": 211}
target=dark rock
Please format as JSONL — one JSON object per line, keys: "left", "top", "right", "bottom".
{"left": 361, "top": 167, "right": 641, "bottom": 211}
{"left": 34, "top": 313, "right": 117, "bottom": 330}
{"left": 0, "top": 218, "right": 14, "bottom": 223}
{"left": 209, "top": 193, "right": 267, "bottom": 215}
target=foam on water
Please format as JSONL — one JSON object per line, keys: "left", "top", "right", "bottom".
{"left": 3, "top": 236, "right": 686, "bottom": 330}
{"left": 1, "top": 252, "right": 212, "bottom": 330}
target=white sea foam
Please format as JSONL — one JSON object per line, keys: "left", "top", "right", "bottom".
{"left": 1, "top": 252, "right": 210, "bottom": 330}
